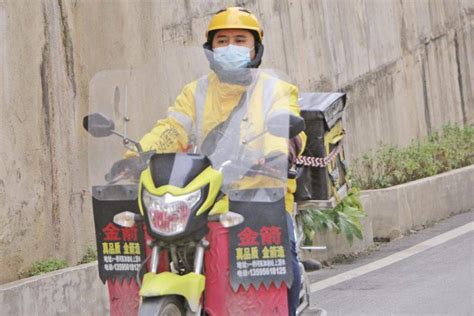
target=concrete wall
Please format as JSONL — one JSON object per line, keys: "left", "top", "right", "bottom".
{"left": 362, "top": 164, "right": 474, "bottom": 239}
{"left": 0, "top": 0, "right": 472, "bottom": 283}
{"left": 0, "top": 0, "right": 97, "bottom": 284}
{"left": 0, "top": 262, "right": 109, "bottom": 315}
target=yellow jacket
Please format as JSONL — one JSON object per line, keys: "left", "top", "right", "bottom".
{"left": 138, "top": 71, "right": 306, "bottom": 213}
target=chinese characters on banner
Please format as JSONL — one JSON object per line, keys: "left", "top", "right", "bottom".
{"left": 92, "top": 187, "right": 146, "bottom": 283}
{"left": 235, "top": 226, "right": 287, "bottom": 278}
{"left": 101, "top": 223, "right": 142, "bottom": 273}
{"left": 229, "top": 197, "right": 293, "bottom": 291}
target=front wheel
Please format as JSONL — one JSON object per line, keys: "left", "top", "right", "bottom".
{"left": 139, "top": 296, "right": 186, "bottom": 316}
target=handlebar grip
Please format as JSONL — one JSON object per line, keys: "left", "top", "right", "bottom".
{"left": 288, "top": 168, "right": 297, "bottom": 179}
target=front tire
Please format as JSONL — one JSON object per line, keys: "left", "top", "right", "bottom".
{"left": 139, "top": 296, "right": 186, "bottom": 316}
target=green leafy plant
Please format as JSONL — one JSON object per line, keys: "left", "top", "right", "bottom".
{"left": 301, "top": 209, "right": 337, "bottom": 245}
{"left": 351, "top": 124, "right": 474, "bottom": 190}
{"left": 27, "top": 259, "right": 68, "bottom": 276}
{"left": 300, "top": 189, "right": 366, "bottom": 245}
{"left": 78, "top": 246, "right": 97, "bottom": 264}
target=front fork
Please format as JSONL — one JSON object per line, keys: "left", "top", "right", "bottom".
{"left": 193, "top": 239, "right": 210, "bottom": 274}
{"left": 148, "top": 238, "right": 210, "bottom": 275}
{"left": 150, "top": 244, "right": 160, "bottom": 273}
{"left": 141, "top": 239, "right": 209, "bottom": 315}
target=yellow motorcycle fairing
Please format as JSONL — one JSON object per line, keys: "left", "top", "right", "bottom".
{"left": 138, "top": 165, "right": 222, "bottom": 216}
{"left": 208, "top": 197, "right": 228, "bottom": 215}
{"left": 140, "top": 272, "right": 206, "bottom": 312}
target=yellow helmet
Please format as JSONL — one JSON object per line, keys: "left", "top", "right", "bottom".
{"left": 206, "top": 7, "right": 263, "bottom": 41}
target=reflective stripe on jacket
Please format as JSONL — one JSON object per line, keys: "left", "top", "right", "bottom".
{"left": 139, "top": 71, "right": 306, "bottom": 213}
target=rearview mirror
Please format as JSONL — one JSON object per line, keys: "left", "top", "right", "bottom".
{"left": 266, "top": 111, "right": 306, "bottom": 139}
{"left": 83, "top": 113, "right": 115, "bottom": 138}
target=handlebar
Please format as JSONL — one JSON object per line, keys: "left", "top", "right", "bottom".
{"left": 219, "top": 153, "right": 289, "bottom": 182}
{"left": 105, "top": 151, "right": 155, "bottom": 184}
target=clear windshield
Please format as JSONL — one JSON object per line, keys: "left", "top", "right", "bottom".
{"left": 87, "top": 46, "right": 293, "bottom": 202}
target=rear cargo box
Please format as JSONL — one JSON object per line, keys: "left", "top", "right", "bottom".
{"left": 295, "top": 92, "right": 348, "bottom": 208}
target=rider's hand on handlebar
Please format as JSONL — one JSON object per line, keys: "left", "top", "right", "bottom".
{"left": 288, "top": 136, "right": 303, "bottom": 164}
{"left": 124, "top": 149, "right": 140, "bottom": 159}
{"left": 106, "top": 157, "right": 141, "bottom": 182}
{"left": 250, "top": 152, "right": 288, "bottom": 179}
{"left": 257, "top": 136, "right": 302, "bottom": 167}
{"left": 105, "top": 151, "right": 155, "bottom": 183}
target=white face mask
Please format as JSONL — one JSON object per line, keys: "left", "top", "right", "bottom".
{"left": 213, "top": 44, "right": 253, "bottom": 70}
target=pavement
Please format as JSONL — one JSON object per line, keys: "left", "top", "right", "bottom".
{"left": 305, "top": 210, "right": 474, "bottom": 315}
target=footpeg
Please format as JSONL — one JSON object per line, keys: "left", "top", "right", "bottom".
{"left": 302, "top": 259, "right": 322, "bottom": 272}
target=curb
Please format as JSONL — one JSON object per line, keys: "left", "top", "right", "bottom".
{"left": 0, "top": 262, "right": 108, "bottom": 315}
{"left": 306, "top": 165, "right": 474, "bottom": 261}
{"left": 362, "top": 164, "right": 474, "bottom": 239}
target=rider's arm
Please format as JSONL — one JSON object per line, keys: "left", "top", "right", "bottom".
{"left": 133, "top": 82, "right": 197, "bottom": 155}
{"left": 268, "top": 81, "right": 307, "bottom": 213}
{"left": 264, "top": 80, "right": 307, "bottom": 158}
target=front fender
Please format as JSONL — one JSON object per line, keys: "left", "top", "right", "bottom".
{"left": 140, "top": 272, "right": 205, "bottom": 312}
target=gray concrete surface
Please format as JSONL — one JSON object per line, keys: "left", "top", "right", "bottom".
{"left": 306, "top": 165, "right": 474, "bottom": 261}
{"left": 0, "top": 262, "right": 108, "bottom": 316}
{"left": 362, "top": 164, "right": 474, "bottom": 239}
{"left": 308, "top": 210, "right": 474, "bottom": 282}
{"left": 0, "top": 0, "right": 473, "bottom": 283}
{"left": 309, "top": 211, "right": 474, "bottom": 315}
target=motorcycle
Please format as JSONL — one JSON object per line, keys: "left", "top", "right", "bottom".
{"left": 84, "top": 46, "right": 312, "bottom": 315}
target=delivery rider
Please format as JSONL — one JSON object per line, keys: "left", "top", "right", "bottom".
{"left": 135, "top": 7, "right": 306, "bottom": 315}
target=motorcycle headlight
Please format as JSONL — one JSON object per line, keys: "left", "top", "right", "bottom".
{"left": 142, "top": 189, "right": 201, "bottom": 236}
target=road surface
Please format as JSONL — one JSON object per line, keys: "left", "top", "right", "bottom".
{"left": 306, "top": 211, "right": 474, "bottom": 315}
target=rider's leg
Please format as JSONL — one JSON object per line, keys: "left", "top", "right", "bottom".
{"left": 287, "top": 214, "right": 301, "bottom": 316}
